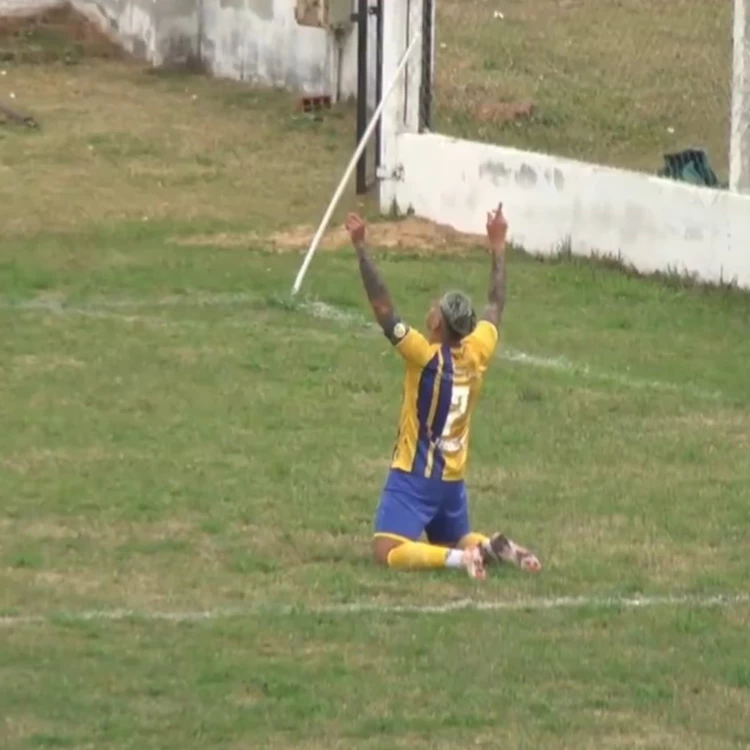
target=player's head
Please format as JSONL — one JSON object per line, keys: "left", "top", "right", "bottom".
{"left": 426, "top": 290, "right": 477, "bottom": 344}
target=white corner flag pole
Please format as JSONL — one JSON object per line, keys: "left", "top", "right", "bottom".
{"left": 291, "top": 32, "right": 422, "bottom": 297}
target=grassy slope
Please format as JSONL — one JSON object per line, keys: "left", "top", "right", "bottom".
{"left": 436, "top": 0, "right": 732, "bottom": 176}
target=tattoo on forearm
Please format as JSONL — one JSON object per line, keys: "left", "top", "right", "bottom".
{"left": 484, "top": 252, "right": 506, "bottom": 324}
{"left": 356, "top": 243, "right": 398, "bottom": 334}
{"left": 489, "top": 253, "right": 506, "bottom": 307}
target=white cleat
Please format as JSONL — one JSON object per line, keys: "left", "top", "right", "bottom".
{"left": 482, "top": 533, "right": 542, "bottom": 573}
{"left": 461, "top": 545, "right": 487, "bottom": 580}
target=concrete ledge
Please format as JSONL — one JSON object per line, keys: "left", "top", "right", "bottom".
{"left": 393, "top": 132, "right": 750, "bottom": 289}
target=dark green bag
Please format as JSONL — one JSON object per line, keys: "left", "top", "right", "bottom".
{"left": 658, "top": 149, "right": 720, "bottom": 188}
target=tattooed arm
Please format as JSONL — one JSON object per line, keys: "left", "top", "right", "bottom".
{"left": 481, "top": 202, "right": 508, "bottom": 327}
{"left": 482, "top": 248, "right": 507, "bottom": 326}
{"left": 345, "top": 213, "right": 402, "bottom": 341}
{"left": 355, "top": 241, "right": 401, "bottom": 337}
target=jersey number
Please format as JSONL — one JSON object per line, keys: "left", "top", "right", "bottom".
{"left": 440, "top": 384, "right": 470, "bottom": 453}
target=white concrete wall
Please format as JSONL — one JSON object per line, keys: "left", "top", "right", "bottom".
{"left": 200, "top": 0, "right": 373, "bottom": 100}
{"left": 391, "top": 133, "right": 750, "bottom": 289}
{"left": 1, "top": 0, "right": 373, "bottom": 100}
{"left": 200, "top": 0, "right": 333, "bottom": 95}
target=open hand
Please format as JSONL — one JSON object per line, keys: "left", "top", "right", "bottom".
{"left": 345, "top": 212, "right": 366, "bottom": 247}
{"left": 486, "top": 202, "right": 508, "bottom": 253}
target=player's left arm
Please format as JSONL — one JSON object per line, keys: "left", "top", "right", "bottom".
{"left": 481, "top": 202, "right": 508, "bottom": 329}
{"left": 464, "top": 202, "right": 507, "bottom": 365}
{"left": 345, "top": 212, "right": 403, "bottom": 342}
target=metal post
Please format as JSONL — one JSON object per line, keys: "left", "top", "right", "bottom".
{"left": 374, "top": 0, "right": 384, "bottom": 173}
{"left": 420, "top": 0, "right": 433, "bottom": 131}
{"left": 355, "top": 0, "right": 370, "bottom": 195}
{"left": 730, "top": 0, "right": 750, "bottom": 193}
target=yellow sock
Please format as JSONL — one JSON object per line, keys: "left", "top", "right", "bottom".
{"left": 386, "top": 541, "right": 452, "bottom": 570}
{"left": 459, "top": 532, "right": 489, "bottom": 549}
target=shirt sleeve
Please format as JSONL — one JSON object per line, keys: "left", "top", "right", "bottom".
{"left": 464, "top": 320, "right": 499, "bottom": 366}
{"left": 393, "top": 325, "right": 435, "bottom": 368}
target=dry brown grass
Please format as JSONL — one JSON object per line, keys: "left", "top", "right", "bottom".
{"left": 174, "top": 216, "right": 485, "bottom": 254}
{"left": 0, "top": 10, "right": 358, "bottom": 237}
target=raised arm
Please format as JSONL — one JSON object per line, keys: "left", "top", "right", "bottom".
{"left": 345, "top": 213, "right": 402, "bottom": 341}
{"left": 481, "top": 202, "right": 508, "bottom": 327}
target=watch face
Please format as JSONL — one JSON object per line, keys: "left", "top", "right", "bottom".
{"left": 393, "top": 322, "right": 407, "bottom": 341}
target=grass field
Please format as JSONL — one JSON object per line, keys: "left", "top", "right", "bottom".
{"left": 2, "top": 13, "right": 750, "bottom": 750}
{"left": 436, "top": 0, "right": 733, "bottom": 177}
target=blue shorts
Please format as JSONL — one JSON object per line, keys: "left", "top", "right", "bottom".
{"left": 374, "top": 469, "right": 470, "bottom": 545}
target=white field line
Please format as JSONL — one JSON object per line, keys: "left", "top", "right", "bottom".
{"left": 500, "top": 350, "right": 723, "bottom": 400}
{"left": 287, "top": 301, "right": 725, "bottom": 400}
{"left": 1, "top": 291, "right": 261, "bottom": 312}
{"left": 2, "top": 293, "right": 723, "bottom": 400}
{"left": 0, "top": 593, "right": 748, "bottom": 628}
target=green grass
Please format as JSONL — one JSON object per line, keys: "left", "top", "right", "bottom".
{"left": 2, "top": 227, "right": 750, "bottom": 749}
{"left": 436, "top": 0, "right": 733, "bottom": 177}
{"left": 1, "top": 21, "right": 750, "bottom": 750}
{"left": 2, "top": 609, "right": 749, "bottom": 749}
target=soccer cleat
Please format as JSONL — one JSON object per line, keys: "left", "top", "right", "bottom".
{"left": 482, "top": 533, "right": 542, "bottom": 573}
{"left": 461, "top": 545, "right": 487, "bottom": 580}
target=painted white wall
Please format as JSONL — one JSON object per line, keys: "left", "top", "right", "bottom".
{"left": 199, "top": 1, "right": 375, "bottom": 100}
{"left": 1, "top": 0, "right": 374, "bottom": 99}
{"left": 393, "top": 132, "right": 750, "bottom": 289}
{"left": 201, "top": 0, "right": 332, "bottom": 94}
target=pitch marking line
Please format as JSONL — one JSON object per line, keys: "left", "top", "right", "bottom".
{"left": 1, "top": 593, "right": 747, "bottom": 628}
{"left": 301, "top": 302, "right": 724, "bottom": 400}
{"left": 2, "top": 293, "right": 724, "bottom": 400}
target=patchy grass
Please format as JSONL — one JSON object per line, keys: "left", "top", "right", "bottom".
{"left": 1, "top": 20, "right": 750, "bottom": 750}
{"left": 436, "top": 0, "right": 733, "bottom": 176}
{"left": 0, "top": 14, "right": 357, "bottom": 237}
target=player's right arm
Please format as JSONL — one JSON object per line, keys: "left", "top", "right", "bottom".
{"left": 345, "top": 212, "right": 401, "bottom": 340}
{"left": 345, "top": 212, "right": 434, "bottom": 367}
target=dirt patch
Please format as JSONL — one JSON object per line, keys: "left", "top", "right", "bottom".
{"left": 0, "top": 4, "right": 125, "bottom": 64}
{"left": 0, "top": 446, "right": 151, "bottom": 475}
{"left": 175, "top": 217, "right": 486, "bottom": 255}
{"left": 0, "top": 715, "right": 57, "bottom": 746}
{"left": 13, "top": 354, "right": 85, "bottom": 373}
{"left": 474, "top": 99, "right": 535, "bottom": 126}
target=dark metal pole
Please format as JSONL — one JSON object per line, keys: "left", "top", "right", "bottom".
{"left": 355, "top": 0, "right": 369, "bottom": 195}
{"left": 374, "top": 0, "right": 383, "bottom": 174}
{"left": 420, "top": 0, "right": 433, "bottom": 131}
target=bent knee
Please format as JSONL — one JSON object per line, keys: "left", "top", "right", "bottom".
{"left": 372, "top": 536, "right": 402, "bottom": 566}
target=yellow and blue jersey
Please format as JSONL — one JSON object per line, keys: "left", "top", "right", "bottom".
{"left": 389, "top": 321, "right": 499, "bottom": 482}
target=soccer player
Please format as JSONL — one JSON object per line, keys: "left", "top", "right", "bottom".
{"left": 345, "top": 203, "right": 541, "bottom": 580}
